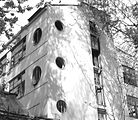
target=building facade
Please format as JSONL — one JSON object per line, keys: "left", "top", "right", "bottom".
{"left": 0, "top": 1, "right": 136, "bottom": 120}
{"left": 116, "top": 47, "right": 138, "bottom": 120}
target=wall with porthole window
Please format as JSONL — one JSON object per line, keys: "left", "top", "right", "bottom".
{"left": 25, "top": 8, "right": 65, "bottom": 73}
{"left": 7, "top": 5, "right": 109, "bottom": 120}
{"left": 13, "top": 5, "right": 95, "bottom": 119}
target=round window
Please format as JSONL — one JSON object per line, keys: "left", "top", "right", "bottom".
{"left": 32, "top": 66, "right": 41, "bottom": 86}
{"left": 56, "top": 100, "right": 67, "bottom": 113}
{"left": 56, "top": 57, "right": 65, "bottom": 69}
{"left": 55, "top": 20, "right": 63, "bottom": 31}
{"left": 0, "top": 63, "right": 3, "bottom": 75}
{"left": 33, "top": 28, "right": 42, "bottom": 45}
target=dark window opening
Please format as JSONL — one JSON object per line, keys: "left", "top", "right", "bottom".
{"left": 56, "top": 57, "right": 65, "bottom": 69}
{"left": 17, "top": 81, "right": 25, "bottom": 98}
{"left": 10, "top": 36, "right": 26, "bottom": 68}
{"left": 89, "top": 21, "right": 98, "bottom": 36}
{"left": 93, "top": 55, "right": 102, "bottom": 74}
{"left": 33, "top": 28, "right": 42, "bottom": 45}
{"left": 0, "top": 63, "right": 3, "bottom": 75}
{"left": 94, "top": 69, "right": 104, "bottom": 106}
{"left": 91, "top": 34, "right": 100, "bottom": 55}
{"left": 89, "top": 21, "right": 100, "bottom": 56}
{"left": 0, "top": 54, "right": 7, "bottom": 76}
{"left": 95, "top": 73, "right": 103, "bottom": 93}
{"left": 56, "top": 100, "right": 67, "bottom": 113}
{"left": 98, "top": 108, "right": 107, "bottom": 120}
{"left": 55, "top": 20, "right": 63, "bottom": 31}
{"left": 94, "top": 72, "right": 101, "bottom": 85}
{"left": 122, "top": 65, "right": 137, "bottom": 86}
{"left": 32, "top": 66, "right": 41, "bottom": 86}
{"left": 95, "top": 74, "right": 104, "bottom": 106}
{"left": 9, "top": 71, "right": 25, "bottom": 99}
{"left": 96, "top": 85, "right": 103, "bottom": 93}
{"left": 93, "top": 55, "right": 99, "bottom": 68}
{"left": 127, "top": 95, "right": 138, "bottom": 118}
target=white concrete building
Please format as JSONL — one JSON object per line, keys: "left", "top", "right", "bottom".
{"left": 0, "top": 1, "right": 137, "bottom": 120}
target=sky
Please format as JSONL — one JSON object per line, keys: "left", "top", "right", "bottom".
{"left": 0, "top": 0, "right": 41, "bottom": 56}
{"left": 0, "top": 0, "right": 137, "bottom": 67}
{"left": 0, "top": 0, "right": 80, "bottom": 44}
{"left": 0, "top": 0, "right": 80, "bottom": 56}
{"left": 0, "top": 0, "right": 137, "bottom": 48}
{"left": 0, "top": 0, "right": 39, "bottom": 44}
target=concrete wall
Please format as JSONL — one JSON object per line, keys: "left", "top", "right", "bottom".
{"left": 5, "top": 3, "right": 125, "bottom": 120}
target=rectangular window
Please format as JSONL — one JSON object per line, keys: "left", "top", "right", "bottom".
{"left": 9, "top": 70, "right": 25, "bottom": 99}
{"left": 91, "top": 34, "right": 100, "bottom": 52}
{"left": 0, "top": 54, "right": 8, "bottom": 76}
{"left": 122, "top": 65, "right": 137, "bottom": 86}
{"left": 89, "top": 21, "right": 100, "bottom": 53}
{"left": 93, "top": 55, "right": 101, "bottom": 70}
{"left": 89, "top": 22, "right": 100, "bottom": 65}
{"left": 89, "top": 21, "right": 98, "bottom": 36}
{"left": 94, "top": 72, "right": 101, "bottom": 85}
{"left": 127, "top": 95, "right": 138, "bottom": 118}
{"left": 11, "top": 36, "right": 26, "bottom": 68}
{"left": 94, "top": 72, "right": 105, "bottom": 106}
{"left": 96, "top": 88, "right": 105, "bottom": 106}
{"left": 98, "top": 108, "right": 107, "bottom": 120}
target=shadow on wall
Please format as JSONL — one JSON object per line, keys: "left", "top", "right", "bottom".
{"left": 46, "top": 62, "right": 65, "bottom": 100}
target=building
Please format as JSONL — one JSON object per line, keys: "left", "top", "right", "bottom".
{"left": 116, "top": 47, "right": 138, "bottom": 120}
{"left": 0, "top": 1, "right": 137, "bottom": 120}
{"left": 0, "top": 91, "right": 29, "bottom": 120}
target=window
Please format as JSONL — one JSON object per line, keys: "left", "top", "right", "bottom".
{"left": 55, "top": 20, "right": 63, "bottom": 31}
{"left": 98, "top": 108, "right": 107, "bottom": 120}
{"left": 96, "top": 90, "right": 105, "bottom": 106}
{"left": 0, "top": 63, "right": 3, "bottom": 75}
{"left": 94, "top": 73, "right": 103, "bottom": 91}
{"left": 89, "top": 21, "right": 100, "bottom": 56}
{"left": 32, "top": 66, "right": 41, "bottom": 86}
{"left": 33, "top": 28, "right": 42, "bottom": 45}
{"left": 123, "top": 65, "right": 137, "bottom": 86}
{"left": 90, "top": 21, "right": 104, "bottom": 106}
{"left": 9, "top": 70, "right": 25, "bottom": 99}
{"left": 89, "top": 21, "right": 98, "bottom": 36}
{"left": 56, "top": 100, "right": 67, "bottom": 113}
{"left": 127, "top": 95, "right": 138, "bottom": 118}
{"left": 0, "top": 54, "right": 8, "bottom": 76}
{"left": 94, "top": 72, "right": 104, "bottom": 106}
{"left": 93, "top": 55, "right": 100, "bottom": 69}
{"left": 56, "top": 57, "right": 65, "bottom": 69}
{"left": 91, "top": 34, "right": 100, "bottom": 55}
{"left": 10, "top": 36, "right": 26, "bottom": 68}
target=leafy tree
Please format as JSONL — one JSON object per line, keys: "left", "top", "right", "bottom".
{"left": 89, "top": 0, "right": 138, "bottom": 51}
{"left": 1, "top": 0, "right": 138, "bottom": 51}
{"left": 0, "top": 0, "right": 44, "bottom": 39}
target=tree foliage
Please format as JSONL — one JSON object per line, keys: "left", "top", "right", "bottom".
{"left": 1, "top": 0, "right": 138, "bottom": 50}
{"left": 89, "top": 0, "right": 138, "bottom": 50}
{"left": 0, "top": 0, "right": 35, "bottom": 39}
